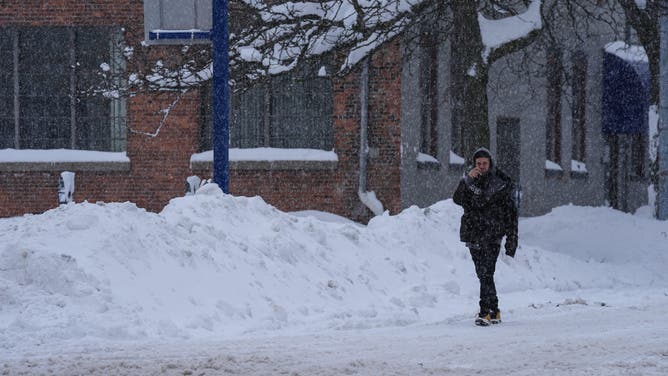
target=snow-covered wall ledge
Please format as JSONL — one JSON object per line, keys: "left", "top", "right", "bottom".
{"left": 416, "top": 152, "right": 441, "bottom": 170}
{"left": 190, "top": 148, "right": 339, "bottom": 171}
{"left": 0, "top": 149, "right": 131, "bottom": 172}
{"left": 544, "top": 159, "right": 564, "bottom": 179}
{"left": 570, "top": 160, "right": 589, "bottom": 179}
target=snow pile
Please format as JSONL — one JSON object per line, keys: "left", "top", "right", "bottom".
{"left": 1, "top": 185, "right": 667, "bottom": 353}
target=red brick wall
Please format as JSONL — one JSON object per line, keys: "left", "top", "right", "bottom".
{"left": 0, "top": 2, "right": 403, "bottom": 222}
{"left": 0, "top": 91, "right": 199, "bottom": 217}
{"left": 0, "top": 1, "right": 143, "bottom": 39}
{"left": 367, "top": 41, "right": 403, "bottom": 215}
{"left": 125, "top": 92, "right": 201, "bottom": 210}
{"left": 0, "top": 1, "right": 144, "bottom": 217}
{"left": 332, "top": 56, "right": 367, "bottom": 222}
{"left": 0, "top": 172, "right": 61, "bottom": 216}
{"left": 209, "top": 169, "right": 346, "bottom": 216}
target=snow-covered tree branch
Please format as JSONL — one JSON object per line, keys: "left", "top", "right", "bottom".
{"left": 100, "top": 1, "right": 554, "bottom": 157}
{"left": 230, "top": 0, "right": 430, "bottom": 77}
{"left": 227, "top": 0, "right": 546, "bottom": 157}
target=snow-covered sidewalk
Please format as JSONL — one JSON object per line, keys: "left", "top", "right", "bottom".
{"left": 3, "top": 287, "right": 667, "bottom": 375}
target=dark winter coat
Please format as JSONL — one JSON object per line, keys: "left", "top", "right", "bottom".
{"left": 452, "top": 159, "right": 518, "bottom": 250}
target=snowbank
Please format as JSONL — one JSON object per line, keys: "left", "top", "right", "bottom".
{"left": 1, "top": 185, "right": 667, "bottom": 353}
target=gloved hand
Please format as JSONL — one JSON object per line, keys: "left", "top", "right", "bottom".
{"left": 505, "top": 235, "right": 517, "bottom": 257}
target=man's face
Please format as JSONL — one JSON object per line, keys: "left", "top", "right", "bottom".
{"left": 475, "top": 157, "right": 490, "bottom": 175}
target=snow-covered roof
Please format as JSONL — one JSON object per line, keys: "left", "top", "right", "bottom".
{"left": 604, "top": 41, "right": 648, "bottom": 63}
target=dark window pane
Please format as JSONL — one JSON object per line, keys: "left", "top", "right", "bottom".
{"left": 0, "top": 29, "right": 14, "bottom": 96}
{"left": 546, "top": 46, "right": 563, "bottom": 163}
{"left": 199, "top": 83, "right": 213, "bottom": 150}
{"left": 77, "top": 96, "right": 111, "bottom": 150}
{"left": 18, "top": 27, "right": 70, "bottom": 149}
{"left": 199, "top": 61, "right": 333, "bottom": 151}
{"left": 632, "top": 133, "right": 645, "bottom": 177}
{"left": 0, "top": 28, "right": 12, "bottom": 53}
{"left": 75, "top": 28, "right": 113, "bottom": 150}
{"left": 76, "top": 28, "right": 110, "bottom": 69}
{"left": 0, "top": 71, "right": 13, "bottom": 97}
{"left": 572, "top": 51, "right": 587, "bottom": 163}
{"left": 0, "top": 118, "right": 12, "bottom": 148}
{"left": 420, "top": 32, "right": 438, "bottom": 156}
{"left": 270, "top": 65, "right": 333, "bottom": 149}
{"left": 231, "top": 84, "right": 264, "bottom": 148}
{"left": 0, "top": 29, "right": 13, "bottom": 148}
{"left": 199, "top": 82, "right": 258, "bottom": 150}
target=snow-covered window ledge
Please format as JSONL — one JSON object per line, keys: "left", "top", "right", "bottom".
{"left": 0, "top": 149, "right": 131, "bottom": 172}
{"left": 190, "top": 148, "right": 339, "bottom": 171}
{"left": 416, "top": 152, "right": 441, "bottom": 170}
{"left": 544, "top": 159, "right": 564, "bottom": 179}
{"left": 448, "top": 150, "right": 466, "bottom": 173}
{"left": 570, "top": 160, "right": 588, "bottom": 180}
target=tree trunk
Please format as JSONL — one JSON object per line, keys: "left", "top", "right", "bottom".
{"left": 617, "top": 0, "right": 661, "bottom": 105}
{"left": 450, "top": 0, "right": 490, "bottom": 161}
{"left": 645, "top": 40, "right": 660, "bottom": 106}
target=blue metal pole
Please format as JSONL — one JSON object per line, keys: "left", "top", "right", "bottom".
{"left": 212, "top": 0, "right": 230, "bottom": 193}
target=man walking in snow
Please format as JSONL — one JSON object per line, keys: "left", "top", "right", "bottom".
{"left": 453, "top": 147, "right": 518, "bottom": 326}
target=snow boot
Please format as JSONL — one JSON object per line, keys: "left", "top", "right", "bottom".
{"left": 474, "top": 312, "right": 491, "bottom": 326}
{"left": 489, "top": 309, "right": 501, "bottom": 324}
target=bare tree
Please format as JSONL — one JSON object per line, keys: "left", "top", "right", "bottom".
{"left": 97, "top": 1, "right": 546, "bottom": 158}
{"left": 617, "top": 0, "right": 663, "bottom": 104}
{"left": 101, "top": 1, "right": 667, "bottom": 158}
{"left": 590, "top": 0, "right": 667, "bottom": 191}
{"left": 226, "top": 0, "right": 545, "bottom": 158}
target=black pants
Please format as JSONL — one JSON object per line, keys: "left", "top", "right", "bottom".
{"left": 468, "top": 243, "right": 501, "bottom": 313}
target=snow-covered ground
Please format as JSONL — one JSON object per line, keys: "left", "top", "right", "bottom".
{"left": 1, "top": 184, "right": 667, "bottom": 375}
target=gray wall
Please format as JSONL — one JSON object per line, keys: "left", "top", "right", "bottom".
{"left": 488, "top": 43, "right": 608, "bottom": 216}
{"left": 400, "top": 5, "right": 648, "bottom": 216}
{"left": 401, "top": 34, "right": 464, "bottom": 210}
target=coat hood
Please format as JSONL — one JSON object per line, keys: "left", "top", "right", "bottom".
{"left": 472, "top": 147, "right": 494, "bottom": 168}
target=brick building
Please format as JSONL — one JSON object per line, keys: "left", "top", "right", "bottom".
{"left": 0, "top": 1, "right": 406, "bottom": 223}
{"left": 0, "top": 1, "right": 650, "bottom": 222}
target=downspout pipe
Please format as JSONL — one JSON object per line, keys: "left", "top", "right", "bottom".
{"left": 359, "top": 58, "right": 369, "bottom": 193}
{"left": 358, "top": 58, "right": 385, "bottom": 216}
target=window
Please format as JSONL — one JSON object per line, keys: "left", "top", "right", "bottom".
{"left": 571, "top": 51, "right": 587, "bottom": 164}
{"left": 0, "top": 27, "right": 126, "bottom": 151}
{"left": 546, "top": 46, "right": 563, "bottom": 165}
{"left": 200, "top": 60, "right": 333, "bottom": 151}
{"left": 419, "top": 31, "right": 439, "bottom": 157}
{"left": 496, "top": 116, "right": 520, "bottom": 182}
{"left": 631, "top": 133, "right": 645, "bottom": 177}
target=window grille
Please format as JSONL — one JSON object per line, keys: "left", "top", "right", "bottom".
{"left": 199, "top": 60, "right": 333, "bottom": 151}
{"left": 0, "top": 27, "right": 126, "bottom": 151}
